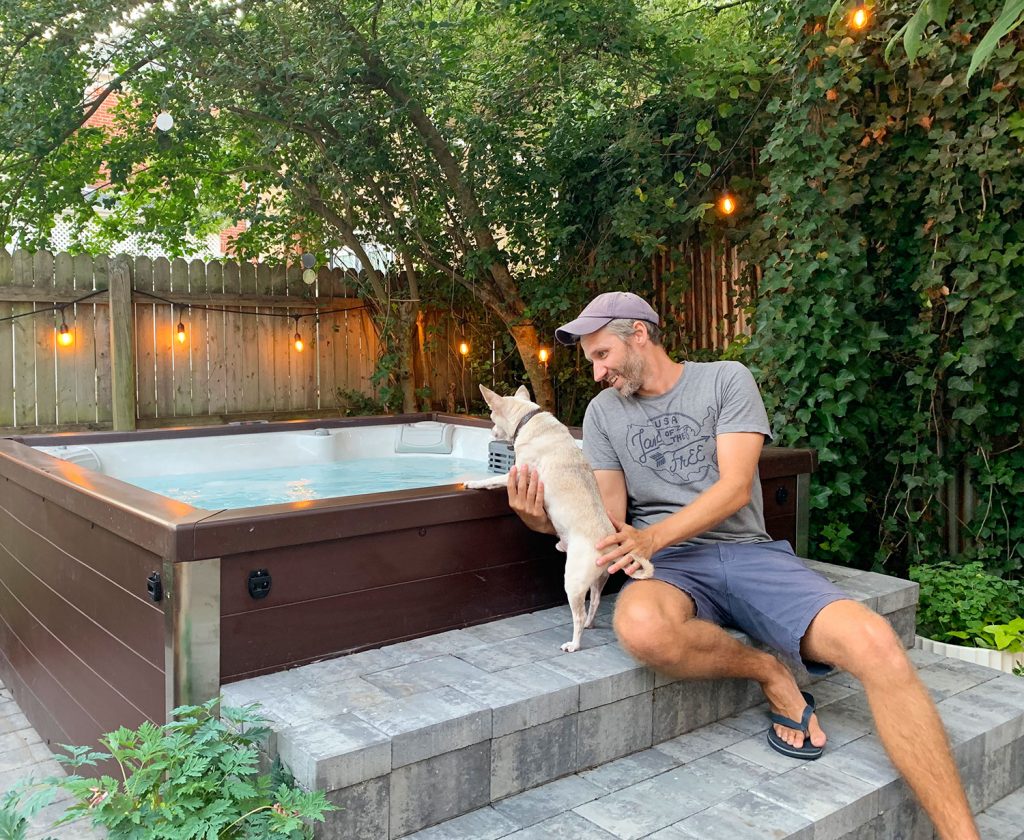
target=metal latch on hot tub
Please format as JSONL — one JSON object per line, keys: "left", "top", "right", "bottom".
{"left": 146, "top": 572, "right": 163, "bottom": 603}
{"left": 247, "top": 569, "right": 272, "bottom": 599}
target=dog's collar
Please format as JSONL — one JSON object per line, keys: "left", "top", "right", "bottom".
{"left": 511, "top": 408, "right": 545, "bottom": 447}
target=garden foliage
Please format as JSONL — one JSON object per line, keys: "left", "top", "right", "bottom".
{"left": 8, "top": 700, "right": 333, "bottom": 839}
{"left": 747, "top": 0, "right": 1024, "bottom": 575}
{"left": 911, "top": 561, "right": 1023, "bottom": 639}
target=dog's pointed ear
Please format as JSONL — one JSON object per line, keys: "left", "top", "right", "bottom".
{"left": 514, "top": 385, "right": 531, "bottom": 401}
{"left": 479, "top": 385, "right": 501, "bottom": 409}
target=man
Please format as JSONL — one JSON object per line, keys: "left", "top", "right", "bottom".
{"left": 506, "top": 291, "right": 977, "bottom": 840}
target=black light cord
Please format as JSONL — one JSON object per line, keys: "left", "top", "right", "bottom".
{"left": 0, "top": 286, "right": 370, "bottom": 325}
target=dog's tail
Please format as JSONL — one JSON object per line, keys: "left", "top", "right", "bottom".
{"left": 626, "top": 553, "right": 655, "bottom": 580}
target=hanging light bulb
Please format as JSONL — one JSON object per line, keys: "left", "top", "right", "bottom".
{"left": 176, "top": 320, "right": 187, "bottom": 344}
{"left": 717, "top": 193, "right": 737, "bottom": 215}
{"left": 57, "top": 321, "right": 74, "bottom": 348}
{"left": 294, "top": 331, "right": 304, "bottom": 352}
{"left": 459, "top": 340, "right": 470, "bottom": 356}
{"left": 849, "top": 5, "right": 870, "bottom": 30}
{"left": 538, "top": 348, "right": 549, "bottom": 364}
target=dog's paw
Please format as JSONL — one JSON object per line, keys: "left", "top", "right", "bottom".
{"left": 560, "top": 640, "right": 580, "bottom": 652}
{"left": 464, "top": 476, "right": 505, "bottom": 490}
{"left": 555, "top": 539, "right": 566, "bottom": 552}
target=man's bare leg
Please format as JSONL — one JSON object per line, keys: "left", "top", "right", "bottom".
{"left": 613, "top": 580, "right": 825, "bottom": 750}
{"left": 801, "top": 600, "right": 977, "bottom": 840}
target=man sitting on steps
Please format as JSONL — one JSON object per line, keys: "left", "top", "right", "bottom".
{"left": 506, "top": 291, "right": 978, "bottom": 840}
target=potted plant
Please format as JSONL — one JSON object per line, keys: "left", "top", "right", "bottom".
{"left": 911, "top": 561, "right": 1024, "bottom": 675}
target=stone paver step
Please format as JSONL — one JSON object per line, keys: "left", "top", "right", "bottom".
{"left": 219, "top": 560, "right": 925, "bottom": 838}
{"left": 404, "top": 651, "right": 1024, "bottom": 839}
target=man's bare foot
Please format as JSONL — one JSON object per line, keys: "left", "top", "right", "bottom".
{"left": 761, "top": 668, "right": 827, "bottom": 751}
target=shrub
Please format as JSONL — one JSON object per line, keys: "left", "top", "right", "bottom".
{"left": 8, "top": 699, "right": 334, "bottom": 840}
{"left": 910, "top": 561, "right": 1024, "bottom": 641}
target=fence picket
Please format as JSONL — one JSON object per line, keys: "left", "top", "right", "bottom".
{"left": 205, "top": 261, "right": 226, "bottom": 415}
{"left": 31, "top": 251, "right": 57, "bottom": 425}
{"left": 12, "top": 250, "right": 35, "bottom": 426}
{"left": 270, "top": 264, "right": 289, "bottom": 412}
{"left": 0, "top": 250, "right": 14, "bottom": 426}
{"left": 239, "top": 261, "right": 260, "bottom": 412}
{"left": 134, "top": 256, "right": 157, "bottom": 420}
{"left": 53, "top": 252, "right": 76, "bottom": 423}
{"left": 188, "top": 259, "right": 210, "bottom": 417}
{"left": 170, "top": 258, "right": 191, "bottom": 417}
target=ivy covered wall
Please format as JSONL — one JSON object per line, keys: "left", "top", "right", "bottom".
{"left": 747, "top": 0, "right": 1024, "bottom": 576}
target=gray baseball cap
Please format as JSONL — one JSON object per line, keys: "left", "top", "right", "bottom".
{"left": 555, "top": 291, "right": 660, "bottom": 345}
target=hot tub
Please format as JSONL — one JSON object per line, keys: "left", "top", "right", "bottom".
{"left": 0, "top": 414, "right": 814, "bottom": 755}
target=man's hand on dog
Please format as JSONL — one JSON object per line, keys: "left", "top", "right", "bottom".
{"left": 597, "top": 516, "right": 658, "bottom": 576}
{"left": 506, "top": 465, "right": 557, "bottom": 535}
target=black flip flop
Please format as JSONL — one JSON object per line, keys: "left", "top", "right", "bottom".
{"left": 767, "top": 690, "right": 823, "bottom": 760}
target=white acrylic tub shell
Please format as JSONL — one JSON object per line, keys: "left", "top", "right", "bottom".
{"left": 34, "top": 421, "right": 496, "bottom": 481}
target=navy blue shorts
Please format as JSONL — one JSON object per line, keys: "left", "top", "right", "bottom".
{"left": 634, "top": 540, "right": 850, "bottom": 675}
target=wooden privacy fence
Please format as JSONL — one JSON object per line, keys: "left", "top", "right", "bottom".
{"left": 0, "top": 249, "right": 379, "bottom": 430}
{"left": 650, "top": 235, "right": 757, "bottom": 356}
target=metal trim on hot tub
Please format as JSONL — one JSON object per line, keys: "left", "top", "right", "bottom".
{"left": 164, "top": 556, "right": 221, "bottom": 716}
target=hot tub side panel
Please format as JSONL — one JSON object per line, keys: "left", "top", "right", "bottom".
{"left": 0, "top": 441, "right": 175, "bottom": 752}
{"left": 196, "top": 489, "right": 567, "bottom": 682}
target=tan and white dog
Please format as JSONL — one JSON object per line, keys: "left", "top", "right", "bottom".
{"left": 465, "top": 385, "right": 654, "bottom": 651}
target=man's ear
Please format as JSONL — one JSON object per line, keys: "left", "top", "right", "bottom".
{"left": 514, "top": 385, "right": 531, "bottom": 401}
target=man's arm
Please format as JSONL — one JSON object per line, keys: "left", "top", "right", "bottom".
{"left": 597, "top": 431, "right": 765, "bottom": 574}
{"left": 594, "top": 469, "right": 628, "bottom": 524}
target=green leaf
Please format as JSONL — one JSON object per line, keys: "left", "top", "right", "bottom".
{"left": 967, "top": 0, "right": 1024, "bottom": 81}
{"left": 903, "top": 5, "right": 932, "bottom": 63}
{"left": 927, "top": 0, "right": 951, "bottom": 24}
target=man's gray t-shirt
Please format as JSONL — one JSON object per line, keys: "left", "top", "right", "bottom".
{"left": 582, "top": 360, "right": 773, "bottom": 546}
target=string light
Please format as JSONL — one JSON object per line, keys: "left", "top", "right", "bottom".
{"left": 538, "top": 348, "right": 549, "bottom": 364}
{"left": 717, "top": 193, "right": 737, "bottom": 215}
{"left": 57, "top": 321, "right": 73, "bottom": 348}
{"left": 459, "top": 340, "right": 470, "bottom": 356}
{"left": 1, "top": 287, "right": 371, "bottom": 359}
{"left": 849, "top": 5, "right": 870, "bottom": 30}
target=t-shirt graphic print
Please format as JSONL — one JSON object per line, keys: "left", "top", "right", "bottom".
{"left": 626, "top": 407, "right": 718, "bottom": 484}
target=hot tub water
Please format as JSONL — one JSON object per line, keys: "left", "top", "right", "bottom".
{"left": 132, "top": 455, "right": 491, "bottom": 509}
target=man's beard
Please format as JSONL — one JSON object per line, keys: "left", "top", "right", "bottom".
{"left": 611, "top": 349, "right": 645, "bottom": 398}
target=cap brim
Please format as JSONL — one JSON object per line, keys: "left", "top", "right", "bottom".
{"left": 554, "top": 315, "right": 614, "bottom": 345}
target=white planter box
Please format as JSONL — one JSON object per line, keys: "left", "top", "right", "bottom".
{"left": 915, "top": 635, "right": 1024, "bottom": 675}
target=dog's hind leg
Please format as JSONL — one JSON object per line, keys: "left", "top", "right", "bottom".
{"left": 583, "top": 572, "right": 608, "bottom": 629}
{"left": 561, "top": 589, "right": 587, "bottom": 652}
